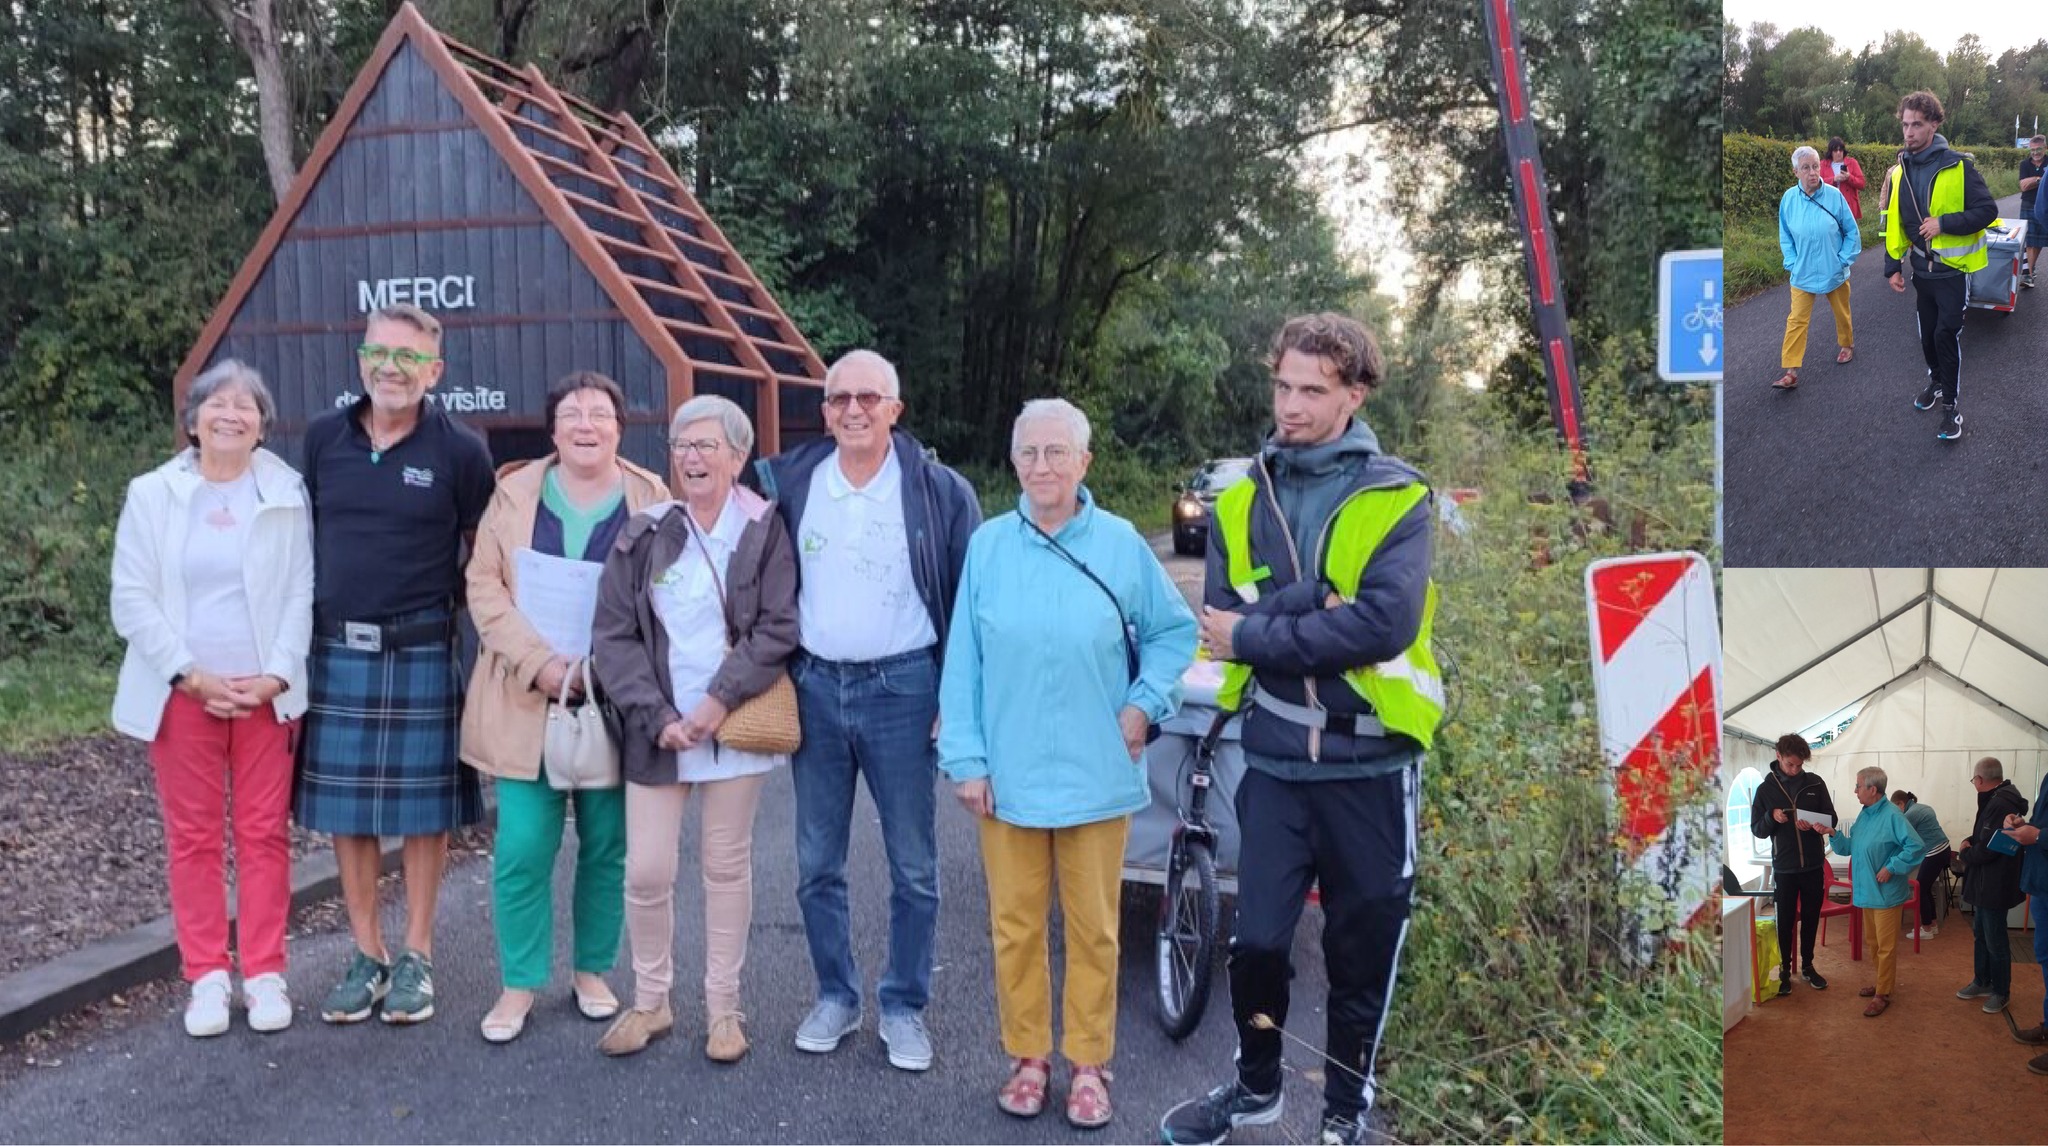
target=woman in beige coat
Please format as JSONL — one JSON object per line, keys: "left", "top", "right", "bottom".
{"left": 461, "top": 372, "right": 668, "bottom": 1043}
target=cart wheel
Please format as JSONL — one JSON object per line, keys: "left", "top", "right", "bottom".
{"left": 1156, "top": 837, "right": 1221, "bottom": 1040}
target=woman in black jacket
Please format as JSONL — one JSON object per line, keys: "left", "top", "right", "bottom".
{"left": 1750, "top": 734, "right": 1837, "bottom": 996}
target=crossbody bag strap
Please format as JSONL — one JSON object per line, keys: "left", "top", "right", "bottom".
{"left": 678, "top": 510, "right": 737, "bottom": 646}
{"left": 1022, "top": 515, "right": 1139, "bottom": 680}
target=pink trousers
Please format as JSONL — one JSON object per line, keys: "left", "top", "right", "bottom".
{"left": 623, "top": 773, "right": 767, "bottom": 1015}
{"left": 148, "top": 692, "right": 295, "bottom": 980}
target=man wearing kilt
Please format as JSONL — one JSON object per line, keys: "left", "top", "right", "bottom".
{"left": 294, "top": 304, "right": 495, "bottom": 1024}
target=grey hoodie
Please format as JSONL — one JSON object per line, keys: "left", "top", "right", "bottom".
{"left": 1886, "top": 132, "right": 1999, "bottom": 280}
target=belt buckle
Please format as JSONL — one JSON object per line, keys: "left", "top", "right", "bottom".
{"left": 342, "top": 621, "right": 382, "bottom": 653}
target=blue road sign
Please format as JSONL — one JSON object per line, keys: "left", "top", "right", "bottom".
{"left": 1658, "top": 249, "right": 1723, "bottom": 382}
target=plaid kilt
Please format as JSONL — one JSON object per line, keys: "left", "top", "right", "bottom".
{"left": 294, "top": 635, "right": 481, "bottom": 836}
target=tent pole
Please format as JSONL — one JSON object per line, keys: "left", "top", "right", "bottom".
{"left": 1727, "top": 658, "right": 1932, "bottom": 744}
{"left": 1725, "top": 592, "right": 1931, "bottom": 721}
{"left": 1928, "top": 592, "right": 2048, "bottom": 674}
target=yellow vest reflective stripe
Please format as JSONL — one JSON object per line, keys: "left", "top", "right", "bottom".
{"left": 1885, "top": 160, "right": 1990, "bottom": 272}
{"left": 1213, "top": 477, "right": 1444, "bottom": 750}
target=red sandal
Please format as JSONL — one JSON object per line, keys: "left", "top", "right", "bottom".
{"left": 1771, "top": 371, "right": 1799, "bottom": 390}
{"left": 1066, "top": 1063, "right": 1114, "bottom": 1129}
{"left": 997, "top": 1057, "right": 1050, "bottom": 1118}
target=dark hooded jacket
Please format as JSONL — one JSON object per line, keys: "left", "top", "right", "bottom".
{"left": 1202, "top": 418, "right": 1434, "bottom": 779}
{"left": 1962, "top": 777, "right": 2029, "bottom": 911}
{"left": 1882, "top": 132, "right": 1999, "bottom": 280}
{"left": 1748, "top": 761, "right": 1836, "bottom": 875}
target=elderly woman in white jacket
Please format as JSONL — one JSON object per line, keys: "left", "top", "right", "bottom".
{"left": 111, "top": 360, "right": 314, "bottom": 1039}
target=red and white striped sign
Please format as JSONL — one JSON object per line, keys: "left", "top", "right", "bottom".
{"left": 1585, "top": 552, "right": 1721, "bottom": 934}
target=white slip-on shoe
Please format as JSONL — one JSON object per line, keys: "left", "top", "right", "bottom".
{"left": 185, "top": 970, "right": 231, "bottom": 1038}
{"left": 243, "top": 972, "right": 294, "bottom": 1033}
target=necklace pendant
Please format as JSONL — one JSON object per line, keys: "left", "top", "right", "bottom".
{"left": 370, "top": 449, "right": 382, "bottom": 465}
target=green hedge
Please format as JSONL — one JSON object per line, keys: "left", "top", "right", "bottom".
{"left": 1726, "top": 133, "right": 2028, "bottom": 224}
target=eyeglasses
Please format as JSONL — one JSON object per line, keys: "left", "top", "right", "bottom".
{"left": 556, "top": 408, "right": 618, "bottom": 426}
{"left": 1012, "top": 444, "right": 1077, "bottom": 468}
{"left": 823, "top": 391, "right": 890, "bottom": 412}
{"left": 669, "top": 438, "right": 724, "bottom": 457}
{"left": 357, "top": 344, "right": 439, "bottom": 371}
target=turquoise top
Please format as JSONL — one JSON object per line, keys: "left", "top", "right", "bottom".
{"left": 543, "top": 469, "right": 625, "bottom": 562}
{"left": 1901, "top": 800, "right": 1949, "bottom": 854}
{"left": 1829, "top": 798, "right": 1925, "bottom": 909}
{"left": 1778, "top": 180, "right": 1861, "bottom": 295}
{"left": 938, "top": 486, "right": 1198, "bottom": 829}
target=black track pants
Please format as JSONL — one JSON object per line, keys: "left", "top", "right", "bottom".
{"left": 1913, "top": 272, "right": 1968, "bottom": 403}
{"left": 1227, "top": 762, "right": 1419, "bottom": 1121}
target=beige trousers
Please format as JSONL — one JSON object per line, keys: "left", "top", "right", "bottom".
{"left": 623, "top": 772, "right": 767, "bottom": 1015}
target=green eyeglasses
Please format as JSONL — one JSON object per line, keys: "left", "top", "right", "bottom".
{"left": 357, "top": 344, "right": 440, "bottom": 370}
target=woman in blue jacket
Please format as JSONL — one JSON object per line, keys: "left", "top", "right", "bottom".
{"left": 939, "top": 398, "right": 1196, "bottom": 1130}
{"left": 1816, "top": 766, "right": 1924, "bottom": 1017}
{"left": 1775, "top": 145, "right": 1863, "bottom": 390}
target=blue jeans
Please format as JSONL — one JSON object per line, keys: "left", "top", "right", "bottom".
{"left": 1973, "top": 897, "right": 2013, "bottom": 996}
{"left": 791, "top": 648, "right": 941, "bottom": 1016}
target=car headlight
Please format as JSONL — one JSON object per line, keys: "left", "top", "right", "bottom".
{"left": 1174, "top": 498, "right": 1204, "bottom": 520}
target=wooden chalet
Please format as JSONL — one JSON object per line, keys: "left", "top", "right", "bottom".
{"left": 174, "top": 2, "right": 826, "bottom": 470}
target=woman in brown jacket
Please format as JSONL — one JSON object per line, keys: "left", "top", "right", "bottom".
{"left": 461, "top": 372, "right": 669, "bottom": 1043}
{"left": 590, "top": 394, "right": 799, "bottom": 1062}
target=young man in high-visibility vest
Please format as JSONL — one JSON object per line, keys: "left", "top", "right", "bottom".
{"left": 1884, "top": 89, "right": 1997, "bottom": 442}
{"left": 1160, "top": 312, "right": 1439, "bottom": 1146}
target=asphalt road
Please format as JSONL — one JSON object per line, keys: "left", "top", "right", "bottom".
{"left": 1723, "top": 192, "right": 2048, "bottom": 566}
{"left": 0, "top": 543, "right": 1359, "bottom": 1145}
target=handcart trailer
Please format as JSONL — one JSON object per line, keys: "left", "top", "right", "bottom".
{"left": 1965, "top": 217, "right": 2028, "bottom": 313}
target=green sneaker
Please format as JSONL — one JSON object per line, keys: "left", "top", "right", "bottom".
{"left": 380, "top": 950, "right": 436, "bottom": 1024}
{"left": 320, "top": 951, "right": 391, "bottom": 1024}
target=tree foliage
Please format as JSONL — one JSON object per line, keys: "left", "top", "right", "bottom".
{"left": 1727, "top": 23, "right": 2048, "bottom": 148}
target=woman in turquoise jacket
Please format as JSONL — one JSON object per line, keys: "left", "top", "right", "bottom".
{"left": 939, "top": 398, "right": 1195, "bottom": 1129}
{"left": 1775, "top": 145, "right": 1863, "bottom": 390}
{"left": 1817, "top": 766, "right": 1925, "bottom": 1017}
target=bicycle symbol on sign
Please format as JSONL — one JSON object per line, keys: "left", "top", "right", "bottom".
{"left": 1681, "top": 300, "right": 1723, "bottom": 333}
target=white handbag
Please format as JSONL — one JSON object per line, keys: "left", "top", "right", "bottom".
{"left": 541, "top": 658, "right": 620, "bottom": 790}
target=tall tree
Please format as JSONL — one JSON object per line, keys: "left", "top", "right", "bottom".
{"left": 196, "top": 0, "right": 298, "bottom": 201}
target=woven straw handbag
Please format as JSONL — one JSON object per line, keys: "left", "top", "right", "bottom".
{"left": 683, "top": 511, "right": 802, "bottom": 756}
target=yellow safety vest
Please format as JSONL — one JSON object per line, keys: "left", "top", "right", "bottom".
{"left": 1212, "top": 476, "right": 1444, "bottom": 750}
{"left": 1885, "top": 158, "right": 1989, "bottom": 273}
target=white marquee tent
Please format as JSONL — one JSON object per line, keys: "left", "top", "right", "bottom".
{"left": 1724, "top": 569, "right": 2048, "bottom": 884}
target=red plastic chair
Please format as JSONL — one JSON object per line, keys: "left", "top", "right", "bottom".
{"left": 1818, "top": 863, "right": 1860, "bottom": 958}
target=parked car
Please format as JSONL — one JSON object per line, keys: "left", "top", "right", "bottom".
{"left": 1171, "top": 457, "right": 1253, "bottom": 556}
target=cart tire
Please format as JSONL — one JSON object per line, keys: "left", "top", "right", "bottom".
{"left": 1156, "top": 838, "right": 1221, "bottom": 1040}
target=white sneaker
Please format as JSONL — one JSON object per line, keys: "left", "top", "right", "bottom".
{"left": 185, "top": 970, "right": 231, "bottom": 1037}
{"left": 243, "top": 972, "right": 294, "bottom": 1033}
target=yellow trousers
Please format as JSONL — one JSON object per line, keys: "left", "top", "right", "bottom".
{"left": 1865, "top": 904, "right": 1902, "bottom": 997}
{"left": 978, "top": 815, "right": 1129, "bottom": 1064}
{"left": 1782, "top": 280, "right": 1853, "bottom": 368}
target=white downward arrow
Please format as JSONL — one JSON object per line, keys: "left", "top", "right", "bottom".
{"left": 1699, "top": 333, "right": 1717, "bottom": 364}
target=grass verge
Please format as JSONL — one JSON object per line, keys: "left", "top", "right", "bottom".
{"left": 1384, "top": 375, "right": 1718, "bottom": 1144}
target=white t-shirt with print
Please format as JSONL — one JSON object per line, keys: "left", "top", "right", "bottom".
{"left": 795, "top": 446, "right": 936, "bottom": 662}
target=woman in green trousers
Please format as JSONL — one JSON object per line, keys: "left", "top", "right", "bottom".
{"left": 460, "top": 372, "right": 670, "bottom": 1042}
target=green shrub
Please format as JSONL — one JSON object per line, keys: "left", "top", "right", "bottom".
{"left": 0, "top": 417, "right": 166, "bottom": 656}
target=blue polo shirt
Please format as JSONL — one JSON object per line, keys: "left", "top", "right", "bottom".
{"left": 302, "top": 396, "right": 494, "bottom": 623}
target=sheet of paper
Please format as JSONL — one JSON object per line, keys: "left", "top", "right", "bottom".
{"left": 1796, "top": 809, "right": 1833, "bottom": 829}
{"left": 514, "top": 548, "right": 605, "bottom": 658}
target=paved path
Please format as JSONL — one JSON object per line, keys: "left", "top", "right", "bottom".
{"left": 0, "top": 545, "right": 1354, "bottom": 1144}
{"left": 1723, "top": 193, "right": 2048, "bottom": 566}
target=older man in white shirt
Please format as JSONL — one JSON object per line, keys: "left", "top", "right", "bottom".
{"left": 755, "top": 349, "right": 981, "bottom": 1072}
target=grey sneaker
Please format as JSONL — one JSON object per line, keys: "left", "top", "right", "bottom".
{"left": 319, "top": 951, "right": 390, "bottom": 1024}
{"left": 794, "top": 999, "right": 862, "bottom": 1053}
{"left": 1985, "top": 993, "right": 2010, "bottom": 1014}
{"left": 1161, "top": 1078, "right": 1284, "bottom": 1145}
{"left": 1957, "top": 980, "right": 1992, "bottom": 1000}
{"left": 380, "top": 950, "right": 436, "bottom": 1024}
{"left": 878, "top": 1010, "right": 933, "bottom": 1072}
